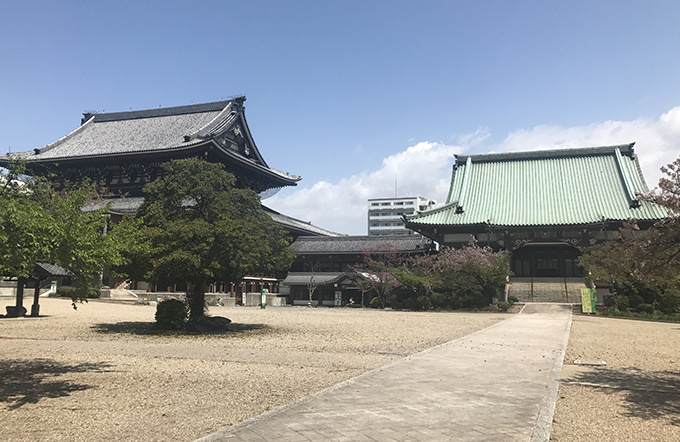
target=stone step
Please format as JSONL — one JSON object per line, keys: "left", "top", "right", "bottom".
{"left": 508, "top": 280, "right": 587, "bottom": 303}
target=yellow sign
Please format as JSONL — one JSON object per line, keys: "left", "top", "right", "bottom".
{"left": 581, "top": 288, "right": 596, "bottom": 313}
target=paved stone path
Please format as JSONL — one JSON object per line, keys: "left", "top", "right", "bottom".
{"left": 197, "top": 304, "right": 572, "bottom": 442}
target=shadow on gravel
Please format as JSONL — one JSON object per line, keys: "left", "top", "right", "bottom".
{"left": 568, "top": 367, "right": 680, "bottom": 424}
{"left": 0, "top": 358, "right": 113, "bottom": 409}
{"left": 91, "top": 321, "right": 269, "bottom": 335}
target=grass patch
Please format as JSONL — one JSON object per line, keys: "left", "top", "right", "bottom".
{"left": 598, "top": 309, "right": 680, "bottom": 323}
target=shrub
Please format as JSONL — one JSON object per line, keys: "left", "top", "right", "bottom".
{"left": 604, "top": 295, "right": 629, "bottom": 311}
{"left": 369, "top": 296, "right": 382, "bottom": 309}
{"left": 416, "top": 295, "right": 432, "bottom": 311}
{"left": 430, "top": 292, "right": 450, "bottom": 309}
{"left": 497, "top": 301, "right": 510, "bottom": 312}
{"left": 508, "top": 295, "right": 519, "bottom": 305}
{"left": 155, "top": 298, "right": 189, "bottom": 330}
{"left": 627, "top": 294, "right": 645, "bottom": 309}
{"left": 402, "top": 297, "right": 418, "bottom": 311}
{"left": 56, "top": 285, "right": 100, "bottom": 299}
{"left": 659, "top": 289, "right": 680, "bottom": 314}
{"left": 636, "top": 303, "right": 655, "bottom": 314}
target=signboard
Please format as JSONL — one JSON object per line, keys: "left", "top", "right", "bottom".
{"left": 260, "top": 289, "right": 267, "bottom": 309}
{"left": 580, "top": 288, "right": 596, "bottom": 314}
{"left": 334, "top": 291, "right": 342, "bottom": 307}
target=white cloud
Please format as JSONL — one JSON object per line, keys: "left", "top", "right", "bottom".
{"left": 266, "top": 142, "right": 463, "bottom": 235}
{"left": 495, "top": 108, "right": 680, "bottom": 187}
{"left": 266, "top": 108, "right": 680, "bottom": 236}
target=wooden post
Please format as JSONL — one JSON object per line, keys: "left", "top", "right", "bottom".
{"left": 31, "top": 278, "right": 41, "bottom": 317}
{"left": 14, "top": 277, "right": 26, "bottom": 317}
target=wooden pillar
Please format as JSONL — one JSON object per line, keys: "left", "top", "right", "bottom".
{"left": 14, "top": 277, "right": 26, "bottom": 317}
{"left": 31, "top": 278, "right": 42, "bottom": 317}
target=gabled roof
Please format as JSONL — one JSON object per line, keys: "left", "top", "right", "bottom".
{"left": 35, "top": 262, "right": 69, "bottom": 276}
{"left": 261, "top": 206, "right": 344, "bottom": 237}
{"left": 291, "top": 235, "right": 434, "bottom": 254}
{"left": 81, "top": 197, "right": 340, "bottom": 238}
{"left": 1, "top": 97, "right": 300, "bottom": 188}
{"left": 406, "top": 143, "right": 667, "bottom": 229}
{"left": 281, "top": 272, "right": 351, "bottom": 286}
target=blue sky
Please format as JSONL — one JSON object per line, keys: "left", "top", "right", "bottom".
{"left": 2, "top": 1, "right": 680, "bottom": 234}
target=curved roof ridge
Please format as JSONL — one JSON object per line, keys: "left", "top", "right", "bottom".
{"left": 184, "top": 101, "right": 236, "bottom": 141}
{"left": 33, "top": 116, "right": 96, "bottom": 156}
{"left": 456, "top": 143, "right": 636, "bottom": 163}
{"left": 85, "top": 97, "right": 245, "bottom": 123}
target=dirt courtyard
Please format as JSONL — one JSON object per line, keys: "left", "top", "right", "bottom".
{"left": 3, "top": 299, "right": 679, "bottom": 441}
{"left": 0, "top": 298, "right": 507, "bottom": 441}
{"left": 551, "top": 314, "right": 680, "bottom": 441}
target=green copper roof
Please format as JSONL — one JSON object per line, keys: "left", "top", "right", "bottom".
{"left": 406, "top": 144, "right": 667, "bottom": 228}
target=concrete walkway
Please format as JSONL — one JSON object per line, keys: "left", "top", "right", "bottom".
{"left": 197, "top": 304, "right": 572, "bottom": 442}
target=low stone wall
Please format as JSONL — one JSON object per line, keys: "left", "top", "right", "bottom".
{"left": 0, "top": 281, "right": 16, "bottom": 297}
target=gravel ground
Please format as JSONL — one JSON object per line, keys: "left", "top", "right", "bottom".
{"left": 0, "top": 298, "right": 507, "bottom": 442}
{"left": 552, "top": 314, "right": 680, "bottom": 441}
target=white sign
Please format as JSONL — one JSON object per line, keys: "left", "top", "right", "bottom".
{"left": 334, "top": 291, "right": 342, "bottom": 307}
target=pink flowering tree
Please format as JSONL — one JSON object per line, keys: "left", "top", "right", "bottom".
{"left": 351, "top": 244, "right": 404, "bottom": 308}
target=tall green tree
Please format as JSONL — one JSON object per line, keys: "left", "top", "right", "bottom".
{"left": 135, "top": 159, "right": 295, "bottom": 319}
{"left": 0, "top": 161, "right": 54, "bottom": 279}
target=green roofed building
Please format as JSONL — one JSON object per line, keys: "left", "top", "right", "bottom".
{"left": 404, "top": 144, "right": 667, "bottom": 297}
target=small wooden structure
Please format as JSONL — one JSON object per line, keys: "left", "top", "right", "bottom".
{"left": 5, "top": 263, "right": 68, "bottom": 317}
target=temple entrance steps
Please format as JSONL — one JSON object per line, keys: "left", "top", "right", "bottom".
{"left": 100, "top": 288, "right": 138, "bottom": 299}
{"left": 507, "top": 277, "right": 587, "bottom": 303}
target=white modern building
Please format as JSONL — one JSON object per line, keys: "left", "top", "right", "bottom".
{"left": 368, "top": 196, "right": 437, "bottom": 236}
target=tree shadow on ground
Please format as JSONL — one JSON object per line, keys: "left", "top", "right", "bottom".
{"left": 0, "top": 358, "right": 113, "bottom": 410}
{"left": 565, "top": 367, "right": 680, "bottom": 424}
{"left": 91, "top": 321, "right": 269, "bottom": 336}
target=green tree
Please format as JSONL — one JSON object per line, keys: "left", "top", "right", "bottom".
{"left": 0, "top": 160, "right": 127, "bottom": 306}
{"left": 0, "top": 161, "right": 54, "bottom": 279}
{"left": 134, "top": 159, "right": 295, "bottom": 319}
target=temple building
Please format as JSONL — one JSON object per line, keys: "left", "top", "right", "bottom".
{"left": 0, "top": 97, "right": 338, "bottom": 237}
{"left": 404, "top": 144, "right": 667, "bottom": 302}
{"left": 0, "top": 97, "right": 338, "bottom": 306}
{"left": 283, "top": 235, "right": 435, "bottom": 306}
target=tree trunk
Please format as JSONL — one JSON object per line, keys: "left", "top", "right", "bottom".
{"left": 188, "top": 279, "right": 207, "bottom": 319}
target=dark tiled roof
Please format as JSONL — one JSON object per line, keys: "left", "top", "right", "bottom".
{"left": 291, "top": 235, "right": 434, "bottom": 254}
{"left": 281, "top": 272, "right": 349, "bottom": 286}
{"left": 1, "top": 98, "right": 299, "bottom": 184}
{"left": 27, "top": 104, "right": 226, "bottom": 160}
{"left": 35, "top": 262, "right": 69, "bottom": 276}
{"left": 83, "top": 197, "right": 145, "bottom": 214}
{"left": 281, "top": 272, "right": 368, "bottom": 286}
{"left": 81, "top": 197, "right": 340, "bottom": 237}
{"left": 262, "top": 206, "right": 343, "bottom": 237}
{"left": 83, "top": 99, "right": 240, "bottom": 122}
